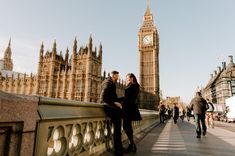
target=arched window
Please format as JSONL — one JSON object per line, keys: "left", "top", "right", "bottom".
{"left": 77, "top": 80, "right": 82, "bottom": 92}
{"left": 79, "top": 62, "right": 83, "bottom": 71}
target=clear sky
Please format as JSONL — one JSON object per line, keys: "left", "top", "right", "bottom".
{"left": 0, "top": 0, "right": 235, "bottom": 103}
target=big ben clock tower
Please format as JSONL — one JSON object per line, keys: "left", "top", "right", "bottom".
{"left": 138, "top": 2, "right": 160, "bottom": 110}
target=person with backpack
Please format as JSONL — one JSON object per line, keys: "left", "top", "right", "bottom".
{"left": 188, "top": 92, "right": 208, "bottom": 138}
{"left": 206, "top": 99, "right": 215, "bottom": 128}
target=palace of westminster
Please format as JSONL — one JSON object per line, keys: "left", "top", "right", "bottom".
{"left": 1, "top": 4, "right": 235, "bottom": 109}
{"left": 0, "top": 5, "right": 160, "bottom": 110}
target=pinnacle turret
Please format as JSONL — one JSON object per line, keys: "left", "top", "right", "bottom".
{"left": 52, "top": 39, "right": 57, "bottom": 57}
{"left": 40, "top": 42, "right": 44, "bottom": 56}
{"left": 73, "top": 37, "right": 77, "bottom": 55}
{"left": 98, "top": 42, "right": 102, "bottom": 59}
{"left": 88, "top": 34, "right": 93, "bottom": 54}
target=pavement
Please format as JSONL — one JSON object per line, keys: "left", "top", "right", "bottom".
{"left": 103, "top": 119, "right": 235, "bottom": 156}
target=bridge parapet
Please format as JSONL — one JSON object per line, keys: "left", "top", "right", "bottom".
{"left": 0, "top": 91, "right": 158, "bottom": 156}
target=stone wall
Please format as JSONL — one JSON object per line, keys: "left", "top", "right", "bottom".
{"left": 0, "top": 91, "right": 158, "bottom": 156}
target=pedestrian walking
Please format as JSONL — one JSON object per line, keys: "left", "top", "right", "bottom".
{"left": 121, "top": 73, "right": 142, "bottom": 153}
{"left": 166, "top": 105, "right": 172, "bottom": 119}
{"left": 188, "top": 91, "right": 209, "bottom": 138}
{"left": 186, "top": 106, "right": 192, "bottom": 122}
{"left": 180, "top": 109, "right": 185, "bottom": 122}
{"left": 159, "top": 101, "right": 166, "bottom": 123}
{"left": 100, "top": 70, "right": 123, "bottom": 156}
{"left": 173, "top": 103, "right": 179, "bottom": 124}
{"left": 206, "top": 99, "right": 215, "bottom": 128}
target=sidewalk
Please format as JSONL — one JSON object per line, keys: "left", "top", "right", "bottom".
{"left": 104, "top": 119, "right": 235, "bottom": 156}
{"left": 134, "top": 119, "right": 235, "bottom": 156}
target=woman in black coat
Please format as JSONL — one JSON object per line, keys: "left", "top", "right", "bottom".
{"left": 122, "top": 73, "right": 142, "bottom": 153}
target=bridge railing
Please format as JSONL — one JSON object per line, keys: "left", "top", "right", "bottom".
{"left": 0, "top": 91, "right": 159, "bottom": 156}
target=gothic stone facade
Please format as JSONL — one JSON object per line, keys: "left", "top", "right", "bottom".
{"left": 0, "top": 4, "right": 158, "bottom": 105}
{"left": 0, "top": 36, "right": 103, "bottom": 102}
{"left": 202, "top": 55, "right": 235, "bottom": 105}
{"left": 138, "top": 5, "right": 160, "bottom": 110}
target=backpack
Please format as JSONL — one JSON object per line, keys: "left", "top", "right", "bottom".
{"left": 207, "top": 102, "right": 214, "bottom": 112}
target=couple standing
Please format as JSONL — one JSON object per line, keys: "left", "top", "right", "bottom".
{"left": 100, "top": 71, "right": 142, "bottom": 156}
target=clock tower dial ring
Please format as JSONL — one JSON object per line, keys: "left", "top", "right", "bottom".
{"left": 143, "top": 35, "right": 152, "bottom": 45}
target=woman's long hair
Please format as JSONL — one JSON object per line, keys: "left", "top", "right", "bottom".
{"left": 126, "top": 73, "right": 139, "bottom": 86}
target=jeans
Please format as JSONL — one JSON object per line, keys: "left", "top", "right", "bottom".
{"left": 160, "top": 112, "right": 165, "bottom": 123}
{"left": 194, "top": 114, "right": 207, "bottom": 136}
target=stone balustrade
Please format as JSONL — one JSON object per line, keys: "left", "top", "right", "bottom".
{"left": 0, "top": 91, "right": 159, "bottom": 156}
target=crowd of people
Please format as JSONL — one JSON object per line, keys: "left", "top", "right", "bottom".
{"left": 158, "top": 91, "right": 215, "bottom": 138}
{"left": 158, "top": 101, "right": 186, "bottom": 124}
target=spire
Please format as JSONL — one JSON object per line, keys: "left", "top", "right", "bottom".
{"left": 98, "top": 42, "right": 102, "bottom": 59}
{"left": 89, "top": 33, "right": 93, "bottom": 45}
{"left": 141, "top": 0, "right": 155, "bottom": 29}
{"left": 145, "top": 0, "right": 151, "bottom": 15}
{"left": 3, "top": 38, "right": 13, "bottom": 70}
{"left": 52, "top": 39, "right": 57, "bottom": 57}
{"left": 64, "top": 47, "right": 69, "bottom": 70}
{"left": 73, "top": 37, "right": 77, "bottom": 55}
{"left": 39, "top": 42, "right": 44, "bottom": 61}
{"left": 40, "top": 42, "right": 44, "bottom": 55}
{"left": 40, "top": 41, "right": 44, "bottom": 49}
{"left": 144, "top": 0, "right": 153, "bottom": 21}
{"left": 4, "top": 38, "right": 12, "bottom": 59}
{"left": 65, "top": 47, "right": 69, "bottom": 62}
{"left": 8, "top": 38, "right": 11, "bottom": 47}
{"left": 53, "top": 39, "right": 56, "bottom": 51}
{"left": 88, "top": 34, "right": 93, "bottom": 53}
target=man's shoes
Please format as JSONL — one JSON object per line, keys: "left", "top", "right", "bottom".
{"left": 202, "top": 131, "right": 206, "bottom": 136}
{"left": 114, "top": 151, "right": 123, "bottom": 156}
{"left": 123, "top": 144, "right": 137, "bottom": 153}
{"left": 196, "top": 135, "right": 201, "bottom": 138}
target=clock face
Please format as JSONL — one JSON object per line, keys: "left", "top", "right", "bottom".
{"left": 143, "top": 35, "right": 152, "bottom": 45}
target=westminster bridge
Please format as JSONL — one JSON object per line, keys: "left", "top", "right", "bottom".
{"left": 1, "top": 91, "right": 235, "bottom": 156}
{"left": 0, "top": 91, "right": 158, "bottom": 156}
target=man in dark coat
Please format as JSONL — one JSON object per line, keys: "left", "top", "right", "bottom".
{"left": 188, "top": 92, "right": 208, "bottom": 138}
{"left": 100, "top": 70, "right": 123, "bottom": 156}
{"left": 173, "top": 103, "right": 179, "bottom": 124}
